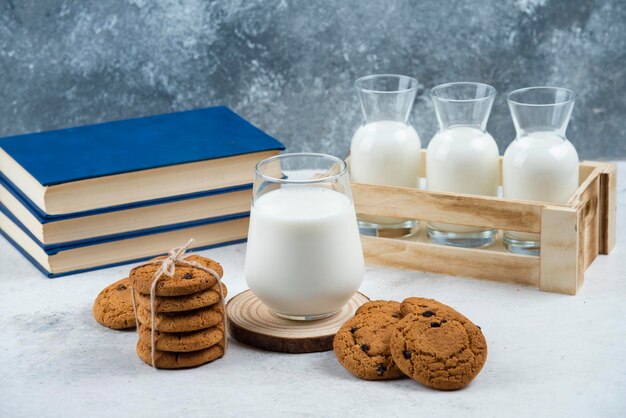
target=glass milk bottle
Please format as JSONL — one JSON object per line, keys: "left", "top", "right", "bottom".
{"left": 350, "top": 74, "right": 421, "bottom": 237}
{"left": 426, "top": 82, "right": 500, "bottom": 247}
{"left": 503, "top": 87, "right": 579, "bottom": 255}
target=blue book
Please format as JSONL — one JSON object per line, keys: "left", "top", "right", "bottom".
{"left": 0, "top": 106, "right": 284, "bottom": 216}
{"left": 0, "top": 174, "right": 252, "bottom": 248}
{"left": 0, "top": 205, "right": 250, "bottom": 277}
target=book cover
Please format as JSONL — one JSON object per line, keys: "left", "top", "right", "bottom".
{"left": 0, "top": 106, "right": 284, "bottom": 186}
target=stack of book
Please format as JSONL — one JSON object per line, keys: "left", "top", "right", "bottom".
{"left": 0, "top": 106, "right": 284, "bottom": 277}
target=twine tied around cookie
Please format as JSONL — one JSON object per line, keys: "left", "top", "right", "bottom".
{"left": 130, "top": 239, "right": 227, "bottom": 368}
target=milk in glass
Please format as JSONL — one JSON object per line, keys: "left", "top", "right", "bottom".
{"left": 244, "top": 153, "right": 364, "bottom": 320}
{"left": 350, "top": 74, "right": 421, "bottom": 236}
{"left": 351, "top": 120, "right": 421, "bottom": 188}
{"left": 503, "top": 87, "right": 579, "bottom": 255}
{"left": 426, "top": 82, "right": 499, "bottom": 247}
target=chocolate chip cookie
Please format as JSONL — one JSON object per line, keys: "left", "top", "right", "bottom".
{"left": 136, "top": 341, "right": 224, "bottom": 369}
{"left": 333, "top": 304, "right": 405, "bottom": 380}
{"left": 399, "top": 297, "right": 452, "bottom": 318}
{"left": 135, "top": 282, "right": 227, "bottom": 313}
{"left": 138, "top": 324, "right": 224, "bottom": 352}
{"left": 136, "top": 304, "right": 223, "bottom": 332}
{"left": 92, "top": 277, "right": 136, "bottom": 330}
{"left": 131, "top": 255, "right": 222, "bottom": 297}
{"left": 390, "top": 300, "right": 487, "bottom": 390}
{"left": 355, "top": 300, "right": 402, "bottom": 318}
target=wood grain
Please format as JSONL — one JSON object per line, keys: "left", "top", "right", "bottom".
{"left": 572, "top": 171, "right": 601, "bottom": 270}
{"left": 598, "top": 162, "right": 617, "bottom": 254}
{"left": 352, "top": 183, "right": 544, "bottom": 233}
{"left": 539, "top": 205, "right": 583, "bottom": 295}
{"left": 361, "top": 234, "right": 540, "bottom": 286}
{"left": 226, "top": 290, "right": 369, "bottom": 354}
{"left": 575, "top": 161, "right": 617, "bottom": 255}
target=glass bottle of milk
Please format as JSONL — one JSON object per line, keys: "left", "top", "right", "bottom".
{"left": 350, "top": 74, "right": 421, "bottom": 237}
{"left": 426, "top": 82, "right": 500, "bottom": 248}
{"left": 503, "top": 87, "right": 579, "bottom": 255}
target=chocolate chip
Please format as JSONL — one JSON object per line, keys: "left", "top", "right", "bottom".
{"left": 422, "top": 311, "right": 434, "bottom": 317}
{"left": 402, "top": 350, "right": 412, "bottom": 359}
{"left": 441, "top": 319, "right": 447, "bottom": 323}
{"left": 116, "top": 284, "right": 127, "bottom": 291}
{"left": 361, "top": 344, "right": 370, "bottom": 352}
{"left": 376, "top": 363, "right": 387, "bottom": 376}
{"left": 182, "top": 272, "right": 193, "bottom": 280}
{"left": 350, "top": 326, "right": 358, "bottom": 334}
{"left": 431, "top": 322, "right": 441, "bottom": 328}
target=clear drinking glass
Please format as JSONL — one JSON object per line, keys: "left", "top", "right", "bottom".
{"left": 503, "top": 87, "right": 579, "bottom": 255}
{"left": 350, "top": 74, "right": 421, "bottom": 238}
{"left": 426, "top": 82, "right": 500, "bottom": 248}
{"left": 244, "top": 153, "right": 365, "bottom": 321}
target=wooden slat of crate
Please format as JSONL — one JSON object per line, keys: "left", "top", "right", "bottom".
{"left": 361, "top": 234, "right": 540, "bottom": 286}
{"left": 539, "top": 205, "right": 583, "bottom": 295}
{"left": 580, "top": 161, "right": 618, "bottom": 254}
{"left": 352, "top": 183, "right": 544, "bottom": 233}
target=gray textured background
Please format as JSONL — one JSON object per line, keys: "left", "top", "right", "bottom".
{"left": 1, "top": 0, "right": 625, "bottom": 160}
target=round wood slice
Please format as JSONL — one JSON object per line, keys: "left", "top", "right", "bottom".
{"left": 226, "top": 290, "right": 369, "bottom": 354}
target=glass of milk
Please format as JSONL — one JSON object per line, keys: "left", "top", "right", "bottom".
{"left": 503, "top": 87, "right": 579, "bottom": 255}
{"left": 350, "top": 74, "right": 421, "bottom": 237}
{"left": 426, "top": 82, "right": 500, "bottom": 247}
{"left": 244, "top": 153, "right": 365, "bottom": 321}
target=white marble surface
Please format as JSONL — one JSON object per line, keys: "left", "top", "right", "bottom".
{"left": 1, "top": 165, "right": 625, "bottom": 418}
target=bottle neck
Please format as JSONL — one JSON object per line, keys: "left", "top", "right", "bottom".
{"left": 430, "top": 82, "right": 496, "bottom": 132}
{"left": 355, "top": 75, "right": 418, "bottom": 124}
{"left": 432, "top": 98, "right": 494, "bottom": 132}
{"left": 358, "top": 90, "right": 416, "bottom": 124}
{"left": 507, "top": 88, "right": 575, "bottom": 139}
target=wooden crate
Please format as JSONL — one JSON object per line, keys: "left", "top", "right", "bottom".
{"left": 352, "top": 151, "right": 617, "bottom": 295}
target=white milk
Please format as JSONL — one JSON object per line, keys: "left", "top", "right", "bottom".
{"left": 503, "top": 131, "right": 579, "bottom": 241}
{"left": 245, "top": 187, "right": 365, "bottom": 317}
{"left": 350, "top": 120, "right": 421, "bottom": 224}
{"left": 427, "top": 126, "right": 500, "bottom": 233}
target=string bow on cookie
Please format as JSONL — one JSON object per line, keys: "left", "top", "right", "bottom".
{"left": 130, "top": 239, "right": 227, "bottom": 368}
{"left": 155, "top": 241, "right": 194, "bottom": 278}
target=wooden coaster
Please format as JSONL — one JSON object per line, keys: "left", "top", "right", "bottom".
{"left": 226, "top": 290, "right": 369, "bottom": 354}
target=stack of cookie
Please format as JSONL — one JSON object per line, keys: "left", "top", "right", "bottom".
{"left": 334, "top": 297, "right": 487, "bottom": 390}
{"left": 130, "top": 255, "right": 227, "bottom": 369}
